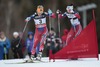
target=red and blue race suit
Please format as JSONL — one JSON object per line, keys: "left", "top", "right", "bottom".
{"left": 60, "top": 11, "right": 82, "bottom": 45}
{"left": 26, "top": 12, "right": 55, "bottom": 55}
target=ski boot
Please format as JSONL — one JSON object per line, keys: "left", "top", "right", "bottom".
{"left": 25, "top": 55, "right": 34, "bottom": 63}
{"left": 36, "top": 52, "right": 42, "bottom": 61}
{"left": 36, "top": 44, "right": 43, "bottom": 61}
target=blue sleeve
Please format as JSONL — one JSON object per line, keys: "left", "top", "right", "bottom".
{"left": 26, "top": 39, "right": 29, "bottom": 48}
{"left": 0, "top": 42, "right": 3, "bottom": 47}
{"left": 62, "top": 12, "right": 67, "bottom": 17}
{"left": 30, "top": 14, "right": 35, "bottom": 19}
{"left": 44, "top": 12, "right": 49, "bottom": 17}
{"left": 29, "top": 13, "right": 37, "bottom": 19}
{"left": 6, "top": 38, "right": 11, "bottom": 49}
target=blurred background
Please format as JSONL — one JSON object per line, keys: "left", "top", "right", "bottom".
{"left": 0, "top": 0, "right": 100, "bottom": 58}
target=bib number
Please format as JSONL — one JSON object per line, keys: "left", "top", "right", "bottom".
{"left": 39, "top": 19, "right": 42, "bottom": 24}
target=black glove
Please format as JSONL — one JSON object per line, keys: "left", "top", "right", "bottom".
{"left": 3, "top": 44, "right": 6, "bottom": 48}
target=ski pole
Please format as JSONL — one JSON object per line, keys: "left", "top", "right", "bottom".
{"left": 58, "top": 14, "right": 60, "bottom": 37}
{"left": 49, "top": 16, "right": 51, "bottom": 31}
{"left": 56, "top": 9, "right": 61, "bottom": 37}
{"left": 16, "top": 21, "right": 29, "bottom": 48}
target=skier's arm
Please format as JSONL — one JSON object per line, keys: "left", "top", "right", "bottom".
{"left": 74, "top": 12, "right": 81, "bottom": 19}
{"left": 6, "top": 38, "right": 11, "bottom": 49}
{"left": 25, "top": 14, "right": 35, "bottom": 22}
{"left": 56, "top": 10, "right": 66, "bottom": 18}
{"left": 61, "top": 12, "right": 67, "bottom": 17}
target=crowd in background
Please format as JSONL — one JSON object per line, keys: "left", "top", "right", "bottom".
{"left": 0, "top": 28, "right": 69, "bottom": 60}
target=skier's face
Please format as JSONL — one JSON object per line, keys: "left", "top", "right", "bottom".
{"left": 67, "top": 9, "right": 72, "bottom": 13}
{"left": 13, "top": 35, "right": 19, "bottom": 39}
{"left": 66, "top": 6, "right": 74, "bottom": 13}
{"left": 37, "top": 5, "right": 44, "bottom": 15}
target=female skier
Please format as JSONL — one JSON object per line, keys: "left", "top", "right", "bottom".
{"left": 25, "top": 5, "right": 55, "bottom": 61}
{"left": 57, "top": 4, "right": 82, "bottom": 46}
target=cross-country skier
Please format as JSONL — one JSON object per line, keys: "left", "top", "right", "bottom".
{"left": 25, "top": 5, "right": 56, "bottom": 61}
{"left": 57, "top": 4, "right": 82, "bottom": 46}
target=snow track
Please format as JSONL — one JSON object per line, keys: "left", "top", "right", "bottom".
{"left": 0, "top": 55, "right": 100, "bottom": 67}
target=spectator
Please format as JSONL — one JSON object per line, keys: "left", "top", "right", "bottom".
{"left": 53, "top": 38, "right": 61, "bottom": 53}
{"left": 11, "top": 32, "right": 23, "bottom": 59}
{"left": 26, "top": 31, "right": 41, "bottom": 59}
{"left": 26, "top": 32, "right": 34, "bottom": 58}
{"left": 49, "top": 28, "right": 56, "bottom": 39}
{"left": 0, "top": 32, "right": 11, "bottom": 60}
{"left": 45, "top": 28, "right": 56, "bottom": 56}
{"left": 19, "top": 32, "right": 26, "bottom": 56}
{"left": 45, "top": 39, "right": 51, "bottom": 57}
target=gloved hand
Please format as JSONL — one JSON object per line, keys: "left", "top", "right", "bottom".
{"left": 25, "top": 17, "right": 31, "bottom": 22}
{"left": 16, "top": 44, "right": 19, "bottom": 48}
{"left": 48, "top": 9, "right": 52, "bottom": 16}
{"left": 56, "top": 9, "right": 61, "bottom": 14}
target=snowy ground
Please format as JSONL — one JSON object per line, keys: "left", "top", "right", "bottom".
{"left": 0, "top": 55, "right": 100, "bottom": 67}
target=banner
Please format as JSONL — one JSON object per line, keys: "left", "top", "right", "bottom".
{"left": 49, "top": 20, "right": 98, "bottom": 60}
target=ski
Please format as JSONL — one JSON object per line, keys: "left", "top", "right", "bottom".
{"left": 4, "top": 60, "right": 48, "bottom": 64}
{"left": 34, "top": 59, "right": 47, "bottom": 63}
{"left": 4, "top": 60, "right": 36, "bottom": 64}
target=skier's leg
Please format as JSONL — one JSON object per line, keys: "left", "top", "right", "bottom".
{"left": 28, "top": 52, "right": 31, "bottom": 59}
{"left": 35, "top": 43, "right": 40, "bottom": 60}
{"left": 36, "top": 28, "right": 48, "bottom": 60}
{"left": 36, "top": 43, "right": 40, "bottom": 55}
{"left": 31, "top": 29, "right": 41, "bottom": 59}
{"left": 34, "top": 39, "right": 42, "bottom": 60}
{"left": 39, "top": 27, "right": 48, "bottom": 52}
{"left": 66, "top": 27, "right": 75, "bottom": 46}
{"left": 75, "top": 24, "right": 82, "bottom": 37}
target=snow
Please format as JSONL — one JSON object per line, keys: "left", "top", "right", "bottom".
{"left": 0, "top": 55, "right": 100, "bottom": 67}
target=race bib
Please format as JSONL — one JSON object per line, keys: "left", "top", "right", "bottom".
{"left": 34, "top": 18, "right": 46, "bottom": 25}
